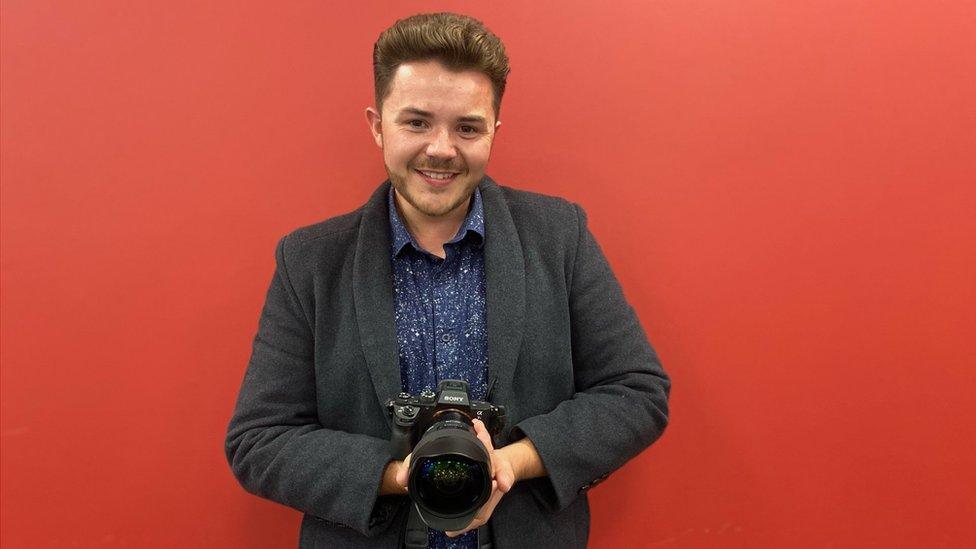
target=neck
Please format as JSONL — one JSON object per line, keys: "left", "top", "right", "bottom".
{"left": 393, "top": 192, "right": 469, "bottom": 259}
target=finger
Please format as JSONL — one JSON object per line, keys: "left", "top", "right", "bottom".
{"left": 474, "top": 479, "right": 504, "bottom": 522}
{"left": 446, "top": 479, "right": 502, "bottom": 537}
{"left": 472, "top": 419, "right": 494, "bottom": 451}
{"left": 472, "top": 419, "right": 496, "bottom": 477}
{"left": 395, "top": 453, "right": 411, "bottom": 489}
{"left": 445, "top": 517, "right": 481, "bottom": 539}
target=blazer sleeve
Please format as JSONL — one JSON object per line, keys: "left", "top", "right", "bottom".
{"left": 511, "top": 204, "right": 671, "bottom": 512}
{"left": 224, "top": 235, "right": 398, "bottom": 537}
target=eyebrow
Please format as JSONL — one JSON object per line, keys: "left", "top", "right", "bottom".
{"left": 398, "top": 107, "right": 487, "bottom": 125}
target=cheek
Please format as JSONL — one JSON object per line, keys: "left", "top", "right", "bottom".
{"left": 461, "top": 144, "right": 492, "bottom": 168}
{"left": 383, "top": 143, "right": 416, "bottom": 168}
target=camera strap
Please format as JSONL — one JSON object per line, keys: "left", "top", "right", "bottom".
{"left": 477, "top": 524, "right": 493, "bottom": 548}
{"left": 401, "top": 505, "right": 494, "bottom": 549}
{"left": 403, "top": 505, "right": 428, "bottom": 549}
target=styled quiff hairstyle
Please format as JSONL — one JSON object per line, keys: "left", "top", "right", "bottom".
{"left": 373, "top": 13, "right": 511, "bottom": 118}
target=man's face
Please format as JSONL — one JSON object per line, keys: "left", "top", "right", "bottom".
{"left": 366, "top": 60, "right": 500, "bottom": 221}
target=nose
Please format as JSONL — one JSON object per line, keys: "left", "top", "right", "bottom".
{"left": 425, "top": 126, "right": 457, "bottom": 160}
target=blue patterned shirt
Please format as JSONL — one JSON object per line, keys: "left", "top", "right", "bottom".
{"left": 388, "top": 187, "right": 488, "bottom": 549}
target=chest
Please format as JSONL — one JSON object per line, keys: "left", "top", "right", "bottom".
{"left": 391, "top": 245, "right": 489, "bottom": 398}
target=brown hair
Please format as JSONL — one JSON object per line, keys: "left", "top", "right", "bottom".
{"left": 373, "top": 13, "right": 511, "bottom": 118}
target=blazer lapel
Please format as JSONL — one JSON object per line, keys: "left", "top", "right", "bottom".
{"left": 480, "top": 177, "right": 526, "bottom": 404}
{"left": 353, "top": 180, "right": 402, "bottom": 420}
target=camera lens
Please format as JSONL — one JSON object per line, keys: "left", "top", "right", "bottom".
{"left": 414, "top": 455, "right": 487, "bottom": 514}
{"left": 407, "top": 419, "right": 493, "bottom": 530}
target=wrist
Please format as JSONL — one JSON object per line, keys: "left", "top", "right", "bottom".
{"left": 499, "top": 438, "right": 545, "bottom": 483}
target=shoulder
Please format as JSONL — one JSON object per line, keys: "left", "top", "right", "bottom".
{"left": 497, "top": 184, "right": 577, "bottom": 216}
{"left": 274, "top": 205, "right": 367, "bottom": 274}
{"left": 488, "top": 179, "right": 583, "bottom": 241}
{"left": 278, "top": 181, "right": 388, "bottom": 254}
{"left": 286, "top": 209, "right": 362, "bottom": 246}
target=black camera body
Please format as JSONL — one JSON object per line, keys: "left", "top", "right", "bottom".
{"left": 388, "top": 380, "right": 506, "bottom": 532}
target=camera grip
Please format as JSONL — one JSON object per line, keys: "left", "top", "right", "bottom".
{"left": 390, "top": 429, "right": 412, "bottom": 460}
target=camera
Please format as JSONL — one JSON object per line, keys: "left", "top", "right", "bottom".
{"left": 388, "top": 379, "right": 507, "bottom": 532}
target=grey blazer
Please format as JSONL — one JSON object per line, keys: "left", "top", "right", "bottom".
{"left": 225, "top": 177, "right": 670, "bottom": 548}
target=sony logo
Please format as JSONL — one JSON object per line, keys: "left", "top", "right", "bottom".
{"left": 443, "top": 395, "right": 465, "bottom": 403}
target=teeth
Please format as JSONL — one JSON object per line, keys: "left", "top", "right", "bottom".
{"left": 419, "top": 170, "right": 456, "bottom": 180}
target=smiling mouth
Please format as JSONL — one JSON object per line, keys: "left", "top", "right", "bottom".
{"left": 415, "top": 169, "right": 460, "bottom": 180}
{"left": 414, "top": 169, "right": 462, "bottom": 186}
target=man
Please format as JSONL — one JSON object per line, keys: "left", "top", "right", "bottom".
{"left": 225, "top": 12, "right": 670, "bottom": 549}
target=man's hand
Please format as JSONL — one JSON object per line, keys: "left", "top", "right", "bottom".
{"left": 380, "top": 459, "right": 408, "bottom": 495}
{"left": 385, "top": 419, "right": 546, "bottom": 536}
{"left": 442, "top": 419, "right": 516, "bottom": 538}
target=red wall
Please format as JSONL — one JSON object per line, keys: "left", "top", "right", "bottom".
{"left": 2, "top": 1, "right": 974, "bottom": 547}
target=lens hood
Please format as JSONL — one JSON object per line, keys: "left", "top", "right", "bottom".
{"left": 407, "top": 421, "right": 492, "bottom": 532}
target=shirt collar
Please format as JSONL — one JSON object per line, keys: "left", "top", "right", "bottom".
{"left": 388, "top": 185, "right": 485, "bottom": 258}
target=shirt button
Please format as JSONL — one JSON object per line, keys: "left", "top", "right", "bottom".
{"left": 441, "top": 333, "right": 452, "bottom": 343}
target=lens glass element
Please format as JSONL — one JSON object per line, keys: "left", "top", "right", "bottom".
{"left": 414, "top": 455, "right": 487, "bottom": 515}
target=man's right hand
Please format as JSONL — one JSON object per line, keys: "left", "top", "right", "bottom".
{"left": 379, "top": 456, "right": 410, "bottom": 495}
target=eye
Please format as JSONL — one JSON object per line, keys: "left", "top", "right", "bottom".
{"left": 407, "top": 119, "right": 428, "bottom": 129}
{"left": 459, "top": 125, "right": 478, "bottom": 135}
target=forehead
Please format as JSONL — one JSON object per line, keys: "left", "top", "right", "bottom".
{"left": 384, "top": 60, "right": 494, "bottom": 120}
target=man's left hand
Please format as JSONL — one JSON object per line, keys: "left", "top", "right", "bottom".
{"left": 444, "top": 418, "right": 516, "bottom": 538}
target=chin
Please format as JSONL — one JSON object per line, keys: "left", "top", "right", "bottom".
{"left": 416, "top": 196, "right": 467, "bottom": 218}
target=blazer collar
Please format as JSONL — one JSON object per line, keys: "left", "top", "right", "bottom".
{"left": 353, "top": 176, "right": 526, "bottom": 422}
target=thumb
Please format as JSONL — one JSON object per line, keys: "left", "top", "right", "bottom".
{"left": 472, "top": 419, "right": 494, "bottom": 451}
{"left": 496, "top": 459, "right": 515, "bottom": 493}
{"left": 396, "top": 453, "right": 411, "bottom": 488}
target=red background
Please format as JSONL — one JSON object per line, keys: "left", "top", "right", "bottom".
{"left": 2, "top": 1, "right": 974, "bottom": 547}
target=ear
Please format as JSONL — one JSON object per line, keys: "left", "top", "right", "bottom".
{"left": 365, "top": 107, "right": 383, "bottom": 148}
{"left": 494, "top": 119, "right": 502, "bottom": 133}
